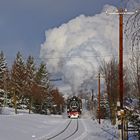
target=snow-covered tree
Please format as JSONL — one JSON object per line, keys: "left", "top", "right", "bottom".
{"left": 125, "top": 5, "right": 140, "bottom": 107}
{"left": 99, "top": 58, "right": 119, "bottom": 124}
{"left": 0, "top": 51, "right": 10, "bottom": 107}
{"left": 125, "top": 9, "right": 140, "bottom": 51}
{"left": 33, "top": 62, "right": 50, "bottom": 113}
{"left": 124, "top": 8, "right": 140, "bottom": 138}
{"left": 24, "top": 55, "right": 36, "bottom": 113}
{"left": 0, "top": 51, "right": 7, "bottom": 89}
{"left": 51, "top": 88, "right": 65, "bottom": 114}
{"left": 10, "top": 52, "right": 26, "bottom": 113}
{"left": 35, "top": 62, "right": 49, "bottom": 88}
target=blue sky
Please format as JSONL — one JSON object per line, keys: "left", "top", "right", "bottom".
{"left": 0, "top": 0, "right": 123, "bottom": 64}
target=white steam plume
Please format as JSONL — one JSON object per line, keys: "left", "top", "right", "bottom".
{"left": 40, "top": 5, "right": 119, "bottom": 94}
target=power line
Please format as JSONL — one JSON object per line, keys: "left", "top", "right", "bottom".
{"left": 3, "top": 51, "right": 140, "bottom": 60}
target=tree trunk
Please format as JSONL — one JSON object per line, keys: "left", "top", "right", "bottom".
{"left": 29, "top": 97, "right": 32, "bottom": 114}
{"left": 13, "top": 93, "right": 17, "bottom": 114}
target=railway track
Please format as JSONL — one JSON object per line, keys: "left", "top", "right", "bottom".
{"left": 46, "top": 119, "right": 79, "bottom": 140}
{"left": 37, "top": 114, "right": 118, "bottom": 140}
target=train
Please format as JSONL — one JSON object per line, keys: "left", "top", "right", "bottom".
{"left": 67, "top": 96, "right": 82, "bottom": 118}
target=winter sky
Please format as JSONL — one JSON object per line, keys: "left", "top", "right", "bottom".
{"left": 39, "top": 0, "right": 139, "bottom": 93}
{"left": 0, "top": 0, "right": 140, "bottom": 94}
{"left": 0, "top": 0, "right": 123, "bottom": 63}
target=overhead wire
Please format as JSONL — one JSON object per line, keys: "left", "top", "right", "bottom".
{"left": 3, "top": 50, "right": 139, "bottom": 60}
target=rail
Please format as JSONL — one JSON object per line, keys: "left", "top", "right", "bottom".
{"left": 46, "top": 119, "right": 79, "bottom": 140}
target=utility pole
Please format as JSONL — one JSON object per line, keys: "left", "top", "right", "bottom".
{"left": 90, "top": 89, "right": 94, "bottom": 114}
{"left": 98, "top": 73, "right": 101, "bottom": 124}
{"left": 91, "top": 89, "right": 94, "bottom": 101}
{"left": 106, "top": 8, "right": 136, "bottom": 140}
{"left": 119, "top": 8, "right": 124, "bottom": 110}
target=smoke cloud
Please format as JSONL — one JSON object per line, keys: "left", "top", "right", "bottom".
{"left": 40, "top": 0, "right": 140, "bottom": 94}
{"left": 40, "top": 5, "right": 119, "bottom": 94}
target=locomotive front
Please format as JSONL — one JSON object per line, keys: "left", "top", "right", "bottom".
{"left": 67, "top": 96, "right": 82, "bottom": 118}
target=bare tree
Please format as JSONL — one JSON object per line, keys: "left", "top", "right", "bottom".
{"left": 129, "top": 52, "right": 140, "bottom": 97}
{"left": 125, "top": 9, "right": 140, "bottom": 50}
{"left": 99, "top": 58, "right": 119, "bottom": 124}
{"left": 125, "top": 9, "right": 140, "bottom": 104}
{"left": 124, "top": 8, "right": 140, "bottom": 138}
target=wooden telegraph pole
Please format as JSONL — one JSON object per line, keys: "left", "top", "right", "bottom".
{"left": 119, "top": 8, "right": 124, "bottom": 110}
{"left": 119, "top": 9, "right": 124, "bottom": 140}
{"left": 106, "top": 8, "right": 136, "bottom": 140}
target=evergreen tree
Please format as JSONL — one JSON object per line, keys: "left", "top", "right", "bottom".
{"left": 24, "top": 55, "right": 36, "bottom": 113}
{"left": 10, "top": 52, "right": 26, "bottom": 113}
{"left": 33, "top": 62, "right": 50, "bottom": 113}
{"left": 0, "top": 51, "right": 7, "bottom": 89}
{"left": 0, "top": 51, "right": 9, "bottom": 107}
{"left": 51, "top": 88, "right": 65, "bottom": 114}
{"left": 35, "top": 62, "right": 49, "bottom": 88}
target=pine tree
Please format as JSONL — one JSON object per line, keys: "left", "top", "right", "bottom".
{"left": 25, "top": 55, "right": 36, "bottom": 113}
{"left": 51, "top": 88, "right": 65, "bottom": 114}
{"left": 10, "top": 52, "right": 26, "bottom": 114}
{"left": 0, "top": 51, "right": 9, "bottom": 107}
{"left": 35, "top": 62, "right": 49, "bottom": 88}
{"left": 33, "top": 62, "right": 50, "bottom": 113}
{"left": 0, "top": 51, "right": 7, "bottom": 89}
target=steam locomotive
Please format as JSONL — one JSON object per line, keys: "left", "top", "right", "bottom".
{"left": 67, "top": 96, "right": 82, "bottom": 118}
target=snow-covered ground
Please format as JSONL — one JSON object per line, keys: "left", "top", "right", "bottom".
{"left": 0, "top": 107, "right": 123, "bottom": 140}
